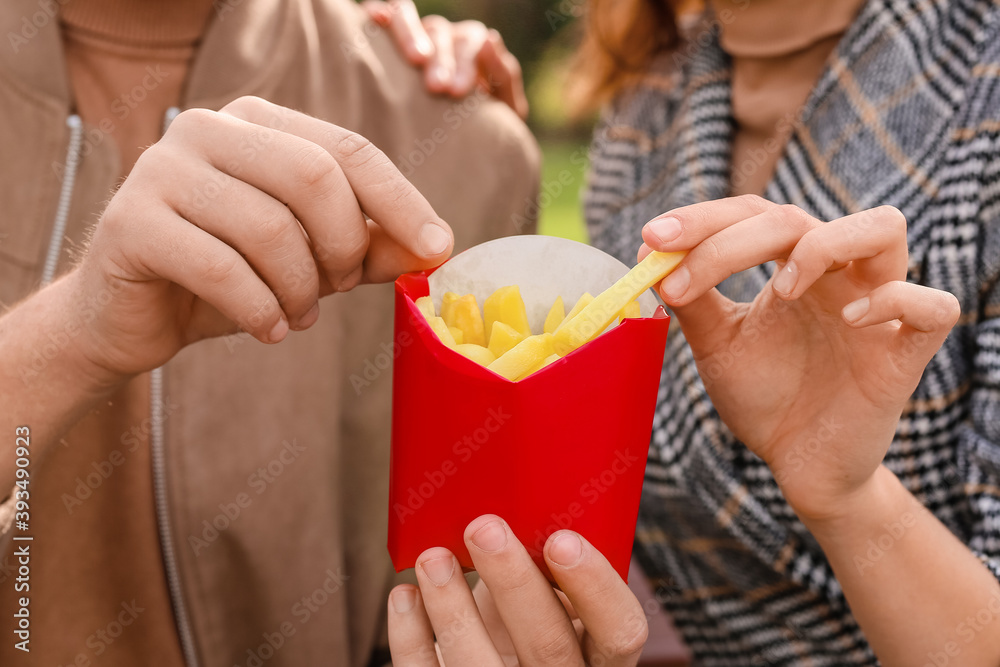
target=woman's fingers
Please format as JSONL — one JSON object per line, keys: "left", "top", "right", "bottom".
{"left": 479, "top": 29, "right": 529, "bottom": 119}
{"left": 364, "top": 0, "right": 434, "bottom": 63}
{"left": 413, "top": 547, "right": 506, "bottom": 667}
{"left": 387, "top": 585, "right": 441, "bottom": 667}
{"left": 843, "top": 280, "right": 961, "bottom": 371}
{"left": 653, "top": 203, "right": 820, "bottom": 306}
{"left": 423, "top": 15, "right": 458, "bottom": 93}
{"left": 777, "top": 206, "right": 910, "bottom": 300}
{"left": 545, "top": 532, "right": 647, "bottom": 667}
{"left": 466, "top": 515, "right": 585, "bottom": 667}
{"left": 641, "top": 194, "right": 777, "bottom": 252}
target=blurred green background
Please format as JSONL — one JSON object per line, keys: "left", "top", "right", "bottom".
{"left": 414, "top": 0, "right": 594, "bottom": 243}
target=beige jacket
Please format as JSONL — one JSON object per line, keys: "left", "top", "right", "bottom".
{"left": 0, "top": 1, "right": 539, "bottom": 665}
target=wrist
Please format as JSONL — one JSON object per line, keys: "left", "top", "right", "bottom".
{"left": 795, "top": 466, "right": 912, "bottom": 541}
{"left": 42, "top": 271, "right": 128, "bottom": 394}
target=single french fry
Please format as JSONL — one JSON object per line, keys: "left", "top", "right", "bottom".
{"left": 484, "top": 285, "right": 531, "bottom": 341}
{"left": 488, "top": 333, "right": 554, "bottom": 381}
{"left": 444, "top": 294, "right": 486, "bottom": 346}
{"left": 617, "top": 300, "right": 641, "bottom": 324}
{"left": 524, "top": 352, "right": 561, "bottom": 378}
{"left": 554, "top": 251, "right": 686, "bottom": 356}
{"left": 440, "top": 292, "right": 460, "bottom": 324}
{"left": 426, "top": 316, "right": 457, "bottom": 348}
{"left": 555, "top": 293, "right": 593, "bottom": 333}
{"left": 543, "top": 296, "right": 565, "bottom": 334}
{"left": 487, "top": 321, "right": 525, "bottom": 358}
{"left": 415, "top": 296, "right": 436, "bottom": 321}
{"left": 448, "top": 326, "right": 465, "bottom": 345}
{"left": 455, "top": 344, "right": 496, "bottom": 366}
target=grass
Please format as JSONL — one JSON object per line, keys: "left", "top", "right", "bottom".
{"left": 535, "top": 140, "right": 591, "bottom": 244}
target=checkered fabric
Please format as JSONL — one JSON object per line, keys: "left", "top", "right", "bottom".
{"left": 585, "top": 0, "right": 1000, "bottom": 663}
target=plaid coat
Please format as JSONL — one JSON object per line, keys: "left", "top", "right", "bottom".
{"left": 585, "top": 0, "right": 1000, "bottom": 663}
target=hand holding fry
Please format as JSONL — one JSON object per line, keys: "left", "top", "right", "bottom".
{"left": 639, "top": 195, "right": 961, "bottom": 524}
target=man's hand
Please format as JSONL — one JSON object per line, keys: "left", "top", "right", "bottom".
{"left": 388, "top": 514, "right": 647, "bottom": 666}
{"left": 69, "top": 95, "right": 454, "bottom": 380}
{"left": 361, "top": 0, "right": 528, "bottom": 119}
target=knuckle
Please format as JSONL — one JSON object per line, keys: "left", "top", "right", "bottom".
{"left": 698, "top": 235, "right": 728, "bottom": 268}
{"left": 776, "top": 203, "right": 816, "bottom": 232}
{"left": 221, "top": 95, "right": 269, "bottom": 120}
{"left": 737, "top": 193, "right": 771, "bottom": 215}
{"left": 525, "top": 623, "right": 580, "bottom": 664}
{"left": 422, "top": 14, "right": 449, "bottom": 31}
{"left": 605, "top": 613, "right": 649, "bottom": 657}
{"left": 334, "top": 132, "right": 389, "bottom": 172}
{"left": 167, "top": 107, "right": 217, "bottom": 136}
{"left": 196, "top": 249, "right": 240, "bottom": 287}
{"left": 290, "top": 144, "right": 338, "bottom": 190}
{"left": 248, "top": 203, "right": 295, "bottom": 248}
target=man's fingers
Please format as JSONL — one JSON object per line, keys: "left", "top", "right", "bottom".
{"left": 777, "top": 206, "right": 910, "bottom": 300}
{"left": 465, "top": 515, "right": 584, "bottom": 667}
{"left": 164, "top": 163, "right": 322, "bottom": 330}
{"left": 423, "top": 15, "right": 458, "bottom": 93}
{"left": 103, "top": 200, "right": 287, "bottom": 343}
{"left": 212, "top": 99, "right": 453, "bottom": 276}
{"left": 544, "top": 532, "right": 647, "bottom": 667}
{"left": 387, "top": 585, "right": 441, "bottom": 667}
{"left": 414, "top": 547, "right": 506, "bottom": 667}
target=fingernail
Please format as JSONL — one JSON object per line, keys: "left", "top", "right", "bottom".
{"left": 419, "top": 556, "right": 455, "bottom": 587}
{"left": 295, "top": 303, "right": 319, "bottom": 330}
{"left": 648, "top": 217, "right": 682, "bottom": 245}
{"left": 268, "top": 317, "right": 289, "bottom": 343}
{"left": 420, "top": 223, "right": 451, "bottom": 256}
{"left": 773, "top": 260, "right": 799, "bottom": 297}
{"left": 659, "top": 265, "right": 690, "bottom": 301}
{"left": 469, "top": 519, "right": 507, "bottom": 553}
{"left": 391, "top": 587, "right": 416, "bottom": 613}
{"left": 548, "top": 532, "right": 583, "bottom": 568}
{"left": 842, "top": 297, "right": 870, "bottom": 323}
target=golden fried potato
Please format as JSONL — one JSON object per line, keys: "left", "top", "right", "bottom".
{"left": 487, "top": 321, "right": 526, "bottom": 359}
{"left": 484, "top": 285, "right": 531, "bottom": 341}
{"left": 487, "top": 333, "right": 554, "bottom": 381}
{"left": 543, "top": 296, "right": 565, "bottom": 334}
{"left": 455, "top": 344, "right": 496, "bottom": 366}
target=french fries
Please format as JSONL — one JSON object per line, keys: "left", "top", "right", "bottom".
{"left": 553, "top": 251, "right": 685, "bottom": 356}
{"left": 412, "top": 258, "right": 674, "bottom": 379}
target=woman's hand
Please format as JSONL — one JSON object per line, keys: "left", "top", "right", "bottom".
{"left": 640, "top": 196, "right": 960, "bottom": 524}
{"left": 388, "top": 514, "right": 647, "bottom": 666}
{"left": 361, "top": 0, "right": 529, "bottom": 119}
{"left": 70, "top": 95, "right": 453, "bottom": 382}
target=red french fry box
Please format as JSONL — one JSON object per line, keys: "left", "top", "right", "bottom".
{"left": 388, "top": 236, "right": 669, "bottom": 582}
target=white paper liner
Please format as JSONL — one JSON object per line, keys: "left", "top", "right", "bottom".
{"left": 428, "top": 236, "right": 661, "bottom": 332}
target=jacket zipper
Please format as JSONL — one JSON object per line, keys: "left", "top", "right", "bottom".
{"left": 41, "top": 115, "right": 83, "bottom": 286}
{"left": 151, "top": 106, "right": 201, "bottom": 667}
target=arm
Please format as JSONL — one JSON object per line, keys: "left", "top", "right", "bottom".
{"left": 640, "top": 196, "right": 1000, "bottom": 665}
